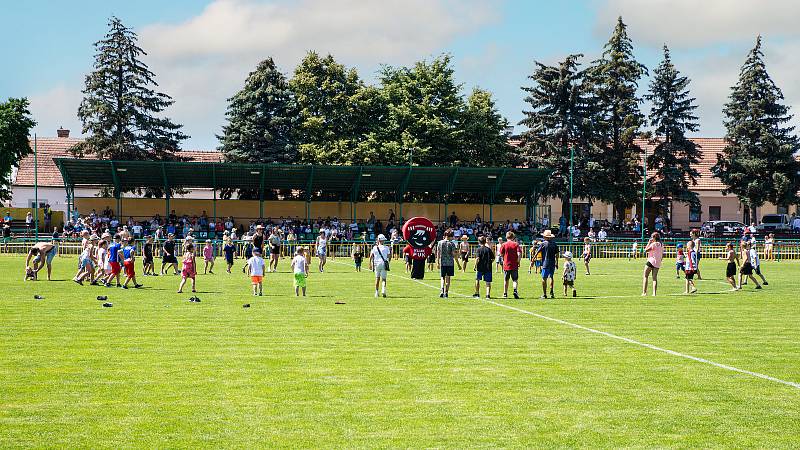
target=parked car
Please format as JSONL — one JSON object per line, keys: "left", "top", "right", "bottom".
{"left": 757, "top": 214, "right": 791, "bottom": 232}
{"left": 701, "top": 220, "right": 746, "bottom": 236}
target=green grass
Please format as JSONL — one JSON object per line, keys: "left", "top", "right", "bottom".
{"left": 1, "top": 255, "right": 799, "bottom": 448}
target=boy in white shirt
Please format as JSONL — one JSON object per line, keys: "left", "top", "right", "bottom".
{"left": 290, "top": 247, "right": 308, "bottom": 296}
{"left": 246, "top": 247, "right": 266, "bottom": 296}
{"left": 562, "top": 251, "right": 577, "bottom": 297}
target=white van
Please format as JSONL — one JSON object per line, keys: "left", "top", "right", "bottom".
{"left": 757, "top": 214, "right": 791, "bottom": 231}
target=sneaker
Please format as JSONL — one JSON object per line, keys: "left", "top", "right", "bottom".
{"left": 513, "top": 292, "right": 520, "bottom": 299}
{"left": 503, "top": 293, "right": 508, "bottom": 298}
{"left": 375, "top": 291, "right": 379, "bottom": 298}
{"left": 472, "top": 293, "right": 480, "bottom": 298}
{"left": 439, "top": 292, "right": 445, "bottom": 298}
{"left": 121, "top": 285, "right": 128, "bottom": 290}
{"left": 134, "top": 284, "right": 143, "bottom": 288}
{"left": 550, "top": 292, "right": 555, "bottom": 299}
{"left": 382, "top": 292, "right": 387, "bottom": 298}
{"left": 572, "top": 290, "right": 577, "bottom": 298}
{"left": 755, "top": 285, "right": 762, "bottom": 290}
{"left": 539, "top": 295, "right": 547, "bottom": 299}
{"left": 763, "top": 281, "right": 769, "bottom": 286}
{"left": 485, "top": 295, "right": 491, "bottom": 299}
{"left": 73, "top": 279, "right": 83, "bottom": 286}
{"left": 444, "top": 293, "right": 448, "bottom": 298}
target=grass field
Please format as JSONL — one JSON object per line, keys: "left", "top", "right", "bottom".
{"left": 1, "top": 254, "right": 799, "bottom": 448}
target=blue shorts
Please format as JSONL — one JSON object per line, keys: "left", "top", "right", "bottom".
{"left": 440, "top": 265, "right": 455, "bottom": 277}
{"left": 46, "top": 246, "right": 57, "bottom": 264}
{"left": 676, "top": 262, "right": 685, "bottom": 271}
{"left": 541, "top": 267, "right": 555, "bottom": 279}
{"left": 476, "top": 271, "right": 492, "bottom": 283}
{"left": 534, "top": 260, "right": 542, "bottom": 267}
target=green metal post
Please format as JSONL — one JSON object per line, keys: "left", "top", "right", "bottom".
{"left": 569, "top": 146, "right": 574, "bottom": 243}
{"left": 259, "top": 166, "right": 265, "bottom": 220}
{"left": 212, "top": 164, "right": 217, "bottom": 231}
{"left": 161, "top": 163, "right": 170, "bottom": 219}
{"left": 33, "top": 135, "right": 39, "bottom": 239}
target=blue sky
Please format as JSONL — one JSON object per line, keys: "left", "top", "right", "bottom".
{"left": 4, "top": 0, "right": 800, "bottom": 149}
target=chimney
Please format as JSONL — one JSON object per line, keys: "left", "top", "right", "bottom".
{"left": 57, "top": 127, "right": 70, "bottom": 138}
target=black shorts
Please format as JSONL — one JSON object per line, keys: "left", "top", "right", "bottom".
{"left": 163, "top": 255, "right": 178, "bottom": 264}
{"left": 143, "top": 256, "right": 153, "bottom": 265}
{"left": 726, "top": 262, "right": 737, "bottom": 278}
{"left": 427, "top": 253, "right": 435, "bottom": 263}
{"left": 504, "top": 269, "right": 519, "bottom": 282}
{"left": 685, "top": 270, "right": 696, "bottom": 280}
{"left": 646, "top": 261, "right": 657, "bottom": 269}
{"left": 461, "top": 252, "right": 469, "bottom": 262}
{"left": 740, "top": 262, "right": 753, "bottom": 275}
{"left": 440, "top": 265, "right": 455, "bottom": 277}
{"left": 270, "top": 245, "right": 280, "bottom": 255}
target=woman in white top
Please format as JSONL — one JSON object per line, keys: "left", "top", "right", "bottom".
{"left": 690, "top": 229, "right": 702, "bottom": 279}
{"left": 315, "top": 231, "right": 328, "bottom": 273}
{"left": 642, "top": 232, "right": 664, "bottom": 297}
{"left": 764, "top": 233, "right": 775, "bottom": 261}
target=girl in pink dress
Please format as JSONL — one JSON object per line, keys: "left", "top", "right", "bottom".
{"left": 642, "top": 232, "right": 664, "bottom": 297}
{"left": 202, "top": 240, "right": 215, "bottom": 274}
{"left": 178, "top": 243, "right": 197, "bottom": 293}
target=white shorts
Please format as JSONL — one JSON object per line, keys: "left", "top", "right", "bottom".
{"left": 374, "top": 264, "right": 388, "bottom": 280}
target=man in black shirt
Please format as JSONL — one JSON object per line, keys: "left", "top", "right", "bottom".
{"left": 472, "top": 236, "right": 495, "bottom": 299}
{"left": 533, "top": 230, "right": 560, "bottom": 299}
{"left": 161, "top": 233, "right": 179, "bottom": 275}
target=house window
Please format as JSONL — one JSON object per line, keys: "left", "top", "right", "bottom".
{"left": 689, "top": 204, "right": 702, "bottom": 223}
{"left": 709, "top": 206, "right": 721, "bottom": 221}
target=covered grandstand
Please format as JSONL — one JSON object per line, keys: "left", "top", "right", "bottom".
{"left": 54, "top": 158, "right": 551, "bottom": 226}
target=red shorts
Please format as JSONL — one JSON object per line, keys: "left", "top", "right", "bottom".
{"left": 110, "top": 261, "right": 121, "bottom": 275}
{"left": 182, "top": 268, "right": 196, "bottom": 279}
{"left": 123, "top": 260, "right": 135, "bottom": 278}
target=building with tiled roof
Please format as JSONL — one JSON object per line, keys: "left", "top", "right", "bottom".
{"left": 516, "top": 137, "right": 795, "bottom": 230}
{"left": 9, "top": 129, "right": 222, "bottom": 213}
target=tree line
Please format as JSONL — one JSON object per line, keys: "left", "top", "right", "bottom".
{"left": 1, "top": 16, "right": 798, "bottom": 218}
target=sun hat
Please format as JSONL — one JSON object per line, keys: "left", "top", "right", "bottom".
{"left": 541, "top": 229, "right": 555, "bottom": 239}
{"left": 563, "top": 251, "right": 573, "bottom": 259}
{"left": 461, "top": 235, "right": 469, "bottom": 241}
{"left": 252, "top": 247, "right": 262, "bottom": 254}
{"left": 377, "top": 234, "right": 386, "bottom": 241}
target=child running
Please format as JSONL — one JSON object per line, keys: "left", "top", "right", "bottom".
{"left": 177, "top": 243, "right": 197, "bottom": 293}
{"left": 739, "top": 241, "right": 762, "bottom": 290}
{"left": 105, "top": 234, "right": 123, "bottom": 287}
{"left": 352, "top": 241, "right": 364, "bottom": 272}
{"left": 121, "top": 237, "right": 142, "bottom": 289}
{"left": 202, "top": 240, "right": 215, "bottom": 274}
{"left": 291, "top": 247, "right": 308, "bottom": 296}
{"left": 246, "top": 247, "right": 266, "bottom": 296}
{"left": 720, "top": 242, "right": 740, "bottom": 290}
{"left": 684, "top": 240, "right": 698, "bottom": 294}
{"left": 142, "top": 235, "right": 156, "bottom": 276}
{"left": 582, "top": 237, "right": 592, "bottom": 275}
{"left": 223, "top": 235, "right": 236, "bottom": 274}
{"left": 675, "top": 243, "right": 685, "bottom": 279}
{"left": 562, "top": 251, "right": 577, "bottom": 298}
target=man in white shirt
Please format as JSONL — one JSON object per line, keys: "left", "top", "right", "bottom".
{"left": 598, "top": 229, "right": 608, "bottom": 241}
{"left": 369, "top": 234, "right": 391, "bottom": 298}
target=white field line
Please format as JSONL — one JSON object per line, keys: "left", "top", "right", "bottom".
{"left": 330, "top": 260, "right": 800, "bottom": 390}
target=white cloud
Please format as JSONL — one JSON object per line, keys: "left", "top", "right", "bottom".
{"left": 595, "top": 0, "right": 800, "bottom": 48}
{"left": 135, "top": 0, "right": 500, "bottom": 148}
{"left": 28, "top": 85, "right": 84, "bottom": 139}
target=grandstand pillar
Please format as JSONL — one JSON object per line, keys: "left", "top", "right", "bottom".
{"left": 489, "top": 203, "right": 493, "bottom": 223}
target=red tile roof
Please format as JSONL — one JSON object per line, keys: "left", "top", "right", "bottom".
{"left": 13, "top": 137, "right": 222, "bottom": 187}
{"left": 637, "top": 137, "right": 727, "bottom": 191}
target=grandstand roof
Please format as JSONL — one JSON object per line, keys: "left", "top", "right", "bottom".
{"left": 53, "top": 158, "right": 550, "bottom": 200}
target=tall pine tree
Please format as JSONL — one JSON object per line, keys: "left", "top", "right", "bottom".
{"left": 587, "top": 17, "right": 647, "bottom": 222}
{"left": 519, "top": 54, "right": 593, "bottom": 217}
{"left": 643, "top": 45, "right": 701, "bottom": 209}
{"left": 0, "top": 98, "right": 36, "bottom": 201}
{"left": 713, "top": 36, "right": 800, "bottom": 214}
{"left": 218, "top": 57, "right": 297, "bottom": 164}
{"left": 73, "top": 17, "right": 187, "bottom": 163}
